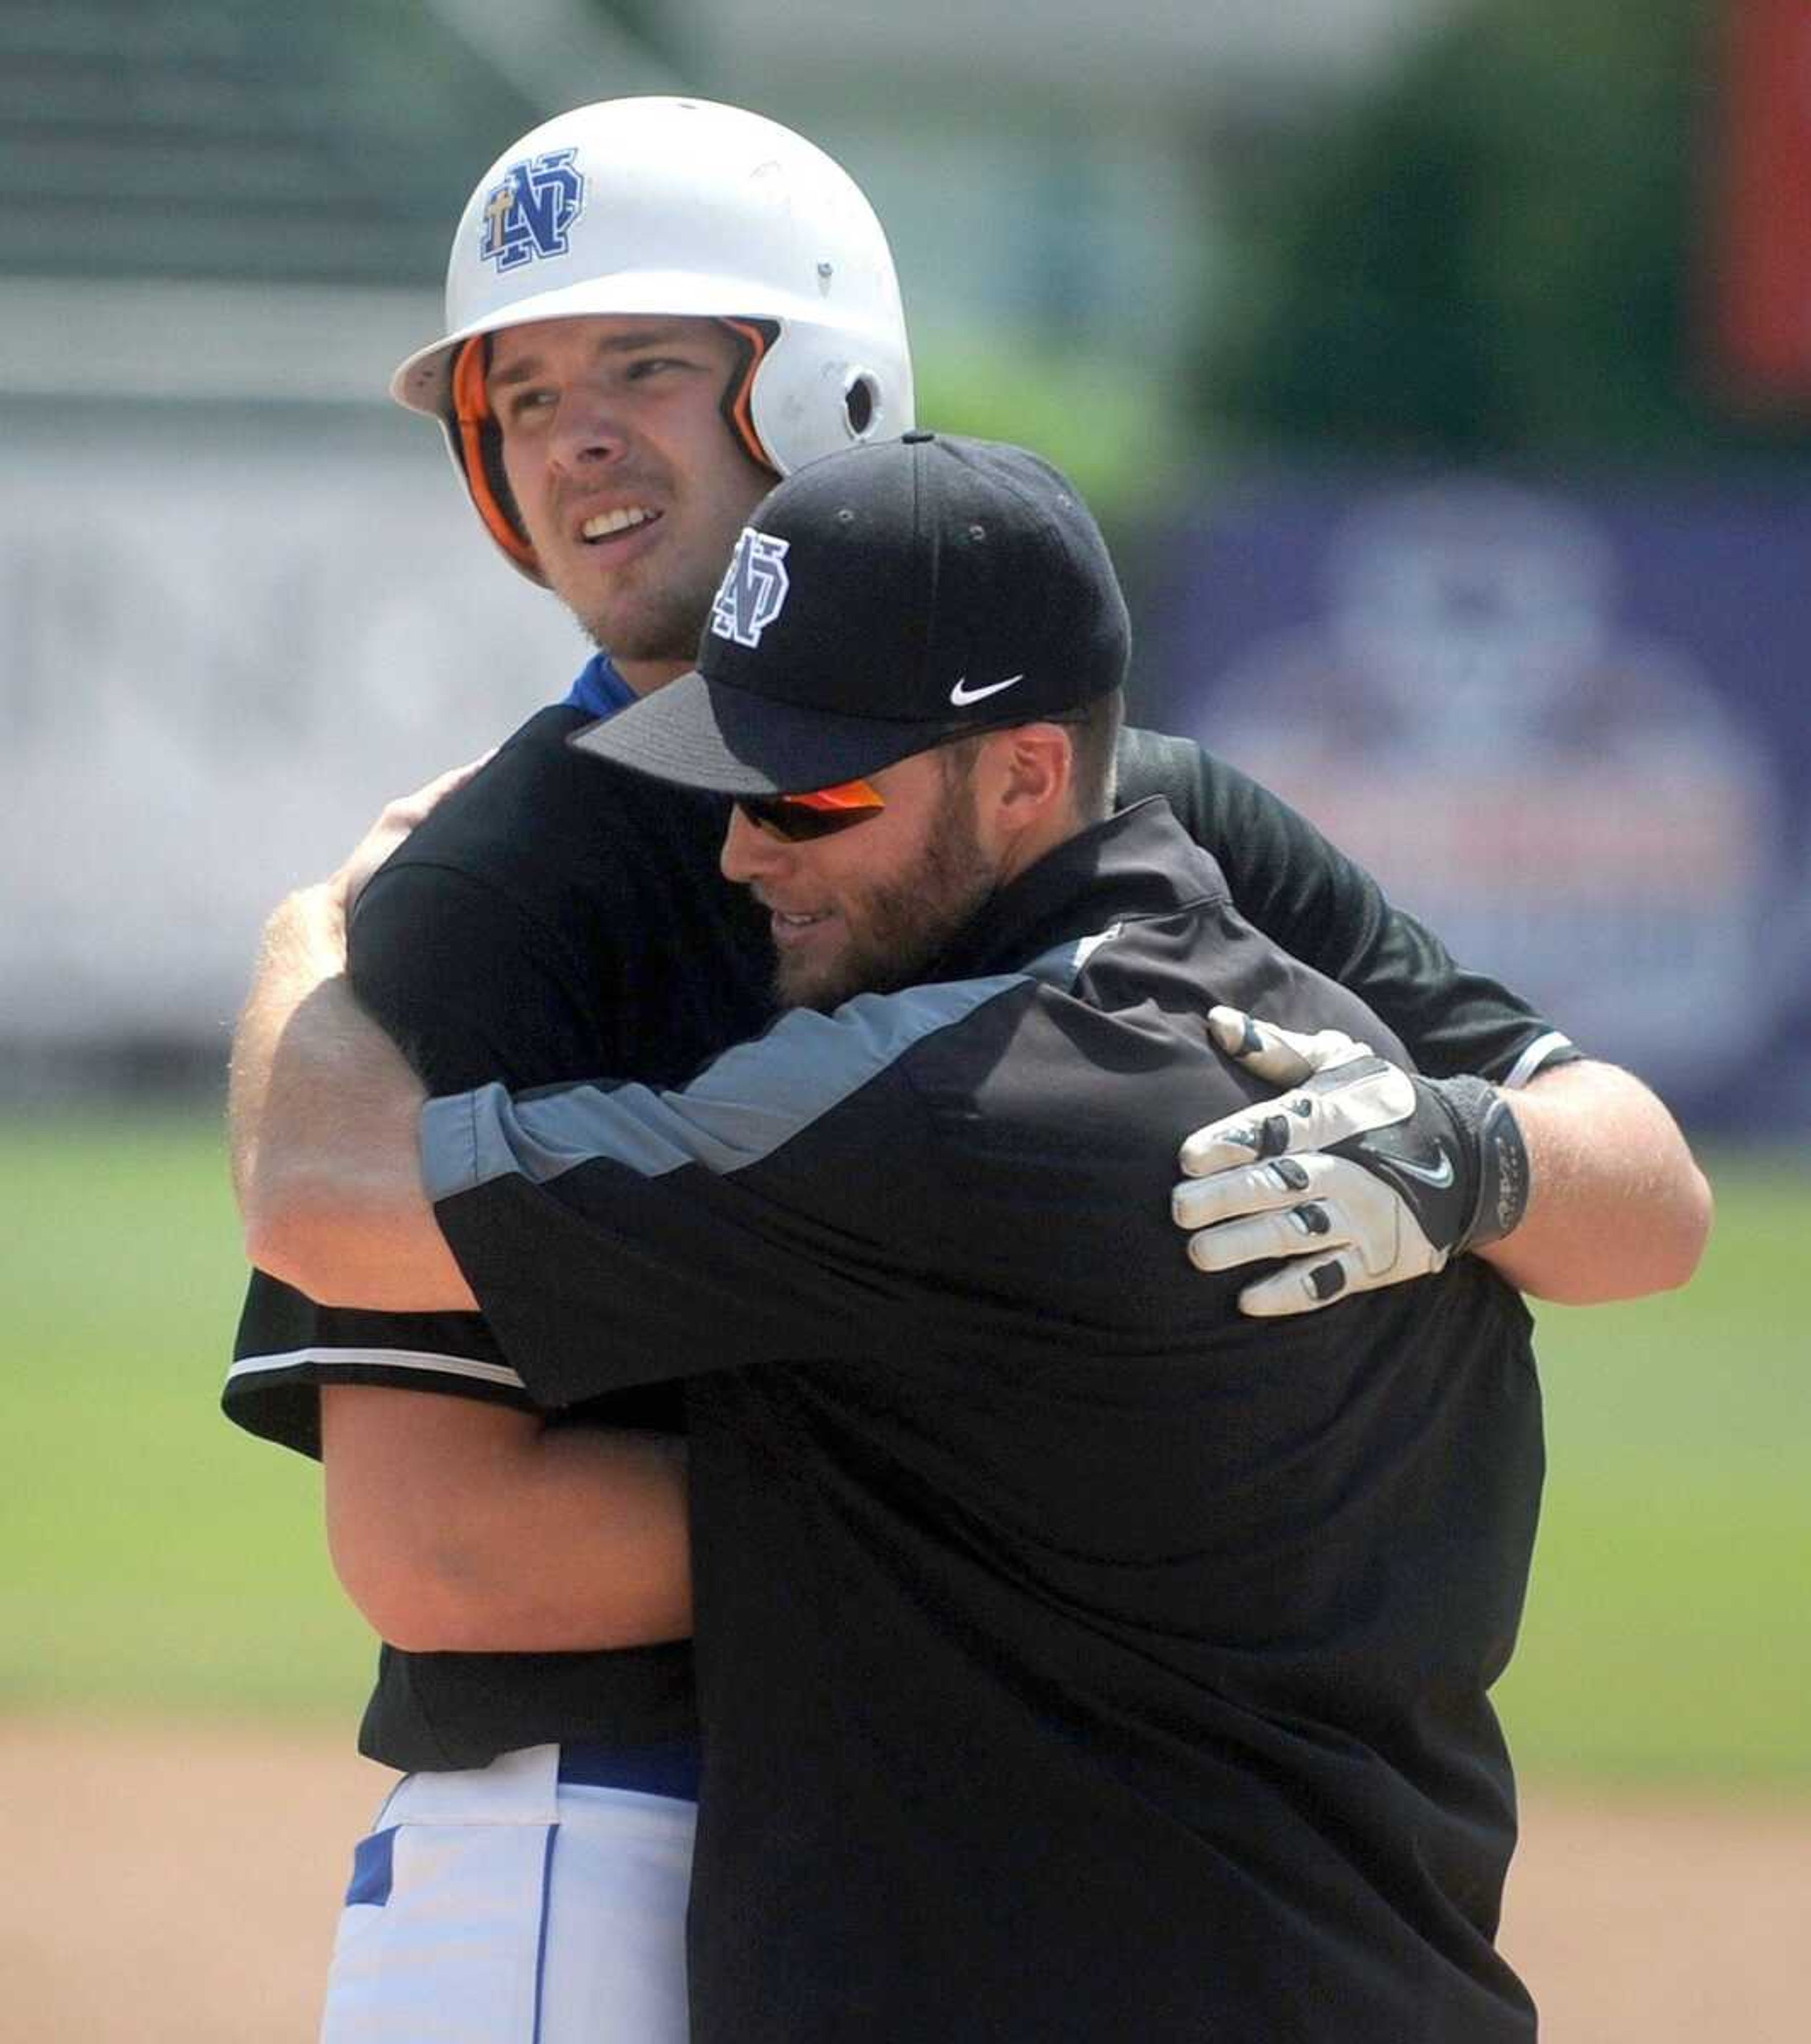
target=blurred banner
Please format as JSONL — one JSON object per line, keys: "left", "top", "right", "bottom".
{"left": 1709, "top": 0, "right": 1811, "bottom": 402}
{"left": 0, "top": 429, "right": 578, "bottom": 1051}
{"left": 1146, "top": 473, "right": 1811, "bottom": 1133}
{"left": 8, "top": 438, "right": 1808, "bottom": 1139}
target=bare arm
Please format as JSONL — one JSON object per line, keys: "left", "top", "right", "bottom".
{"left": 1175, "top": 1012, "right": 1711, "bottom": 1314}
{"left": 1477, "top": 1058, "right": 1711, "bottom": 1302}
{"left": 230, "top": 880, "right": 473, "bottom": 1311}
{"left": 1131, "top": 737, "right": 1711, "bottom": 1309}
{"left": 232, "top": 757, "right": 692, "bottom": 1655}
{"left": 230, "top": 756, "right": 498, "bottom": 1310}
{"left": 320, "top": 1386, "right": 692, "bottom": 1652}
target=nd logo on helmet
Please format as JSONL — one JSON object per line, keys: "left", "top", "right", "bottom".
{"left": 712, "top": 530, "right": 792, "bottom": 648}
{"left": 480, "top": 149, "right": 586, "bottom": 272}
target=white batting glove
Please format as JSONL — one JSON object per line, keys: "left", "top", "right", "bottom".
{"left": 1171, "top": 1007, "right": 1532, "bottom": 1317}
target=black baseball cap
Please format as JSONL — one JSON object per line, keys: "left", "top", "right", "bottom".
{"left": 572, "top": 431, "right": 1130, "bottom": 794}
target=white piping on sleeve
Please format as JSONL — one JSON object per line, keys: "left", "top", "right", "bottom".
{"left": 1500, "top": 1031, "right": 1574, "bottom": 1091}
{"left": 226, "top": 1345, "right": 527, "bottom": 1391}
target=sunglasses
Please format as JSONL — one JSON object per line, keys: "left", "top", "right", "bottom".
{"left": 729, "top": 712, "right": 1088, "bottom": 845}
{"left": 734, "top": 778, "right": 888, "bottom": 844}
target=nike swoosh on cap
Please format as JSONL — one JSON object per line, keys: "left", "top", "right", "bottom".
{"left": 948, "top": 672, "right": 1025, "bottom": 707}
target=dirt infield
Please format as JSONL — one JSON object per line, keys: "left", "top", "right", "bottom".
{"left": 4, "top": 1714, "right": 1806, "bottom": 2042}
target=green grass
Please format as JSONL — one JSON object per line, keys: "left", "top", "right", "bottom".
{"left": 1496, "top": 1154, "right": 1811, "bottom": 1788}
{"left": 3, "top": 1112, "right": 1807, "bottom": 1787}
{"left": 1, "top": 1108, "right": 372, "bottom": 1718}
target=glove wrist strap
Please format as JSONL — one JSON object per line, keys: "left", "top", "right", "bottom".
{"left": 1441, "top": 1076, "right": 1532, "bottom": 1250}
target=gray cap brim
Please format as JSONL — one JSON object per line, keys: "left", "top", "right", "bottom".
{"left": 570, "top": 670, "right": 960, "bottom": 795}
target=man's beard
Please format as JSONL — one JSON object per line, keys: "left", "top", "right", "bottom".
{"left": 538, "top": 509, "right": 727, "bottom": 668}
{"left": 775, "top": 773, "right": 999, "bottom": 1013}
{"left": 556, "top": 484, "right": 769, "bottom": 670}
{"left": 571, "top": 574, "right": 709, "bottom": 667}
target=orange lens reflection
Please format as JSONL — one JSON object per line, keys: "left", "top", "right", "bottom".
{"left": 736, "top": 778, "right": 886, "bottom": 843}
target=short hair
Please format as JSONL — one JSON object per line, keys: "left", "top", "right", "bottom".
{"left": 937, "top": 687, "right": 1124, "bottom": 823}
{"left": 1065, "top": 686, "right": 1124, "bottom": 821}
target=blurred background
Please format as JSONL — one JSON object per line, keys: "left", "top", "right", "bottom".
{"left": 3, "top": 1, "right": 1808, "bottom": 2037}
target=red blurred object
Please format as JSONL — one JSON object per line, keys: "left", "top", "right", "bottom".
{"left": 1711, "top": 0, "right": 1811, "bottom": 402}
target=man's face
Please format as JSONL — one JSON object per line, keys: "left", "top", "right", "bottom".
{"left": 720, "top": 746, "right": 1001, "bottom": 1013}
{"left": 488, "top": 314, "right": 775, "bottom": 681}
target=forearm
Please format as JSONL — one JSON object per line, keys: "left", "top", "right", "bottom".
{"left": 323, "top": 1387, "right": 693, "bottom": 1653}
{"left": 229, "top": 883, "right": 354, "bottom": 1207}
{"left": 231, "top": 886, "right": 473, "bottom": 1311}
{"left": 1478, "top": 1059, "right": 1712, "bottom": 1303}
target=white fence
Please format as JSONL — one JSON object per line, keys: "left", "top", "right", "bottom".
{"left": 0, "top": 416, "right": 581, "bottom": 1044}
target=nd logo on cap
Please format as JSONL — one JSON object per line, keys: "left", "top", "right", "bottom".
{"left": 480, "top": 148, "right": 586, "bottom": 272}
{"left": 711, "top": 529, "right": 792, "bottom": 648}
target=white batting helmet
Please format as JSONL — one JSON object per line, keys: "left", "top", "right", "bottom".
{"left": 391, "top": 97, "right": 915, "bottom": 582}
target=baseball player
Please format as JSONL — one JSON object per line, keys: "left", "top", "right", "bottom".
{"left": 235, "top": 431, "right": 1552, "bottom": 2039}
{"left": 222, "top": 98, "right": 1707, "bottom": 2042}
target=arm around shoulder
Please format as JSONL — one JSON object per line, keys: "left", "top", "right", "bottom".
{"left": 1478, "top": 1059, "right": 1712, "bottom": 1304}
{"left": 232, "top": 758, "right": 576, "bottom": 1312}
{"left": 229, "top": 882, "right": 476, "bottom": 1313}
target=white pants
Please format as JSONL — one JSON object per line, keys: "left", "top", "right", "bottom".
{"left": 319, "top": 1744, "right": 696, "bottom": 2043}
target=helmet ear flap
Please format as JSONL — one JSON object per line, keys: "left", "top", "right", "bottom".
{"left": 450, "top": 336, "right": 542, "bottom": 579}
{"left": 717, "top": 317, "right": 781, "bottom": 474}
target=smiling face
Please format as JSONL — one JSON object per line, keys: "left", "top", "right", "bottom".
{"left": 488, "top": 314, "right": 776, "bottom": 692}
{"left": 720, "top": 746, "right": 1004, "bottom": 1013}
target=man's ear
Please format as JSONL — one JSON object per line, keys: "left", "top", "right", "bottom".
{"left": 991, "top": 724, "right": 1074, "bottom": 826}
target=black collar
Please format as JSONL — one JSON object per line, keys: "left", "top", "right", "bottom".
{"left": 929, "top": 798, "right": 1230, "bottom": 986}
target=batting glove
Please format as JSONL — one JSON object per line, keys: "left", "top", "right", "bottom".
{"left": 1171, "top": 1006, "right": 1531, "bottom": 1317}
